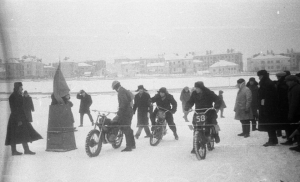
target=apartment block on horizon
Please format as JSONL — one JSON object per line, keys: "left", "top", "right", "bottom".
{"left": 43, "top": 65, "right": 56, "bottom": 78}
{"left": 209, "top": 60, "right": 239, "bottom": 75}
{"left": 247, "top": 54, "right": 291, "bottom": 72}
{"left": 22, "top": 57, "right": 44, "bottom": 78}
{"left": 3, "top": 58, "right": 24, "bottom": 79}
{"left": 193, "top": 50, "right": 243, "bottom": 71}
{"left": 280, "top": 49, "right": 300, "bottom": 71}
{"left": 165, "top": 54, "right": 194, "bottom": 74}
{"left": 52, "top": 60, "right": 78, "bottom": 78}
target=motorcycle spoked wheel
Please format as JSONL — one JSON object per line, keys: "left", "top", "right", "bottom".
{"left": 207, "top": 138, "right": 215, "bottom": 151}
{"left": 194, "top": 131, "right": 206, "bottom": 160}
{"left": 85, "top": 129, "right": 103, "bottom": 157}
{"left": 112, "top": 130, "right": 124, "bottom": 149}
{"left": 150, "top": 127, "right": 162, "bottom": 146}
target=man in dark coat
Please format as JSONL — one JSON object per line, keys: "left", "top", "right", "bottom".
{"left": 23, "top": 90, "right": 34, "bottom": 123}
{"left": 150, "top": 87, "right": 179, "bottom": 140}
{"left": 285, "top": 75, "right": 300, "bottom": 152}
{"left": 112, "top": 81, "right": 136, "bottom": 152}
{"left": 275, "top": 72, "right": 290, "bottom": 143}
{"left": 5, "top": 82, "right": 42, "bottom": 155}
{"left": 246, "top": 77, "right": 259, "bottom": 131}
{"left": 133, "top": 85, "right": 151, "bottom": 139}
{"left": 77, "top": 90, "right": 93, "bottom": 127}
{"left": 185, "top": 81, "right": 221, "bottom": 153}
{"left": 257, "top": 70, "right": 281, "bottom": 146}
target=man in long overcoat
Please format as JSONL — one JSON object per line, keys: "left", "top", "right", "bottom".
{"left": 5, "top": 82, "right": 42, "bottom": 155}
{"left": 133, "top": 85, "right": 151, "bottom": 139}
{"left": 112, "top": 81, "right": 136, "bottom": 152}
{"left": 275, "top": 72, "right": 290, "bottom": 144}
{"left": 77, "top": 90, "right": 93, "bottom": 127}
{"left": 257, "top": 70, "right": 281, "bottom": 146}
{"left": 285, "top": 75, "right": 300, "bottom": 152}
{"left": 234, "top": 79, "right": 253, "bottom": 138}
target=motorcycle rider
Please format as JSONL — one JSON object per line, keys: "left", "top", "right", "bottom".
{"left": 185, "top": 81, "right": 221, "bottom": 154}
{"left": 150, "top": 87, "right": 179, "bottom": 140}
{"left": 112, "top": 81, "right": 136, "bottom": 152}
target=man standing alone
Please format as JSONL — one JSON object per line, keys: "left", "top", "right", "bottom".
{"left": 77, "top": 90, "right": 94, "bottom": 127}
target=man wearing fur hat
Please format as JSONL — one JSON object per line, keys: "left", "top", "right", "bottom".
{"left": 150, "top": 87, "right": 179, "bottom": 140}
{"left": 285, "top": 75, "right": 300, "bottom": 152}
{"left": 5, "top": 82, "right": 42, "bottom": 155}
{"left": 133, "top": 85, "right": 152, "bottom": 139}
{"left": 185, "top": 81, "right": 221, "bottom": 154}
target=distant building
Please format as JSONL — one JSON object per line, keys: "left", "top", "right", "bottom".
{"left": 247, "top": 54, "right": 291, "bottom": 72}
{"left": 193, "top": 60, "right": 205, "bottom": 73}
{"left": 43, "top": 65, "right": 56, "bottom": 78}
{"left": 193, "top": 50, "right": 243, "bottom": 71}
{"left": 280, "top": 49, "right": 300, "bottom": 71}
{"left": 165, "top": 54, "right": 194, "bottom": 74}
{"left": 78, "top": 62, "right": 95, "bottom": 76}
{"left": 4, "top": 58, "right": 24, "bottom": 79}
{"left": 85, "top": 60, "right": 106, "bottom": 76}
{"left": 0, "top": 65, "right": 6, "bottom": 79}
{"left": 52, "top": 60, "right": 78, "bottom": 78}
{"left": 22, "top": 57, "right": 44, "bottom": 78}
{"left": 209, "top": 60, "right": 239, "bottom": 75}
{"left": 146, "top": 62, "right": 168, "bottom": 74}
{"left": 121, "top": 61, "right": 140, "bottom": 77}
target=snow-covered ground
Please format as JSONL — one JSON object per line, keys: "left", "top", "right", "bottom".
{"left": 1, "top": 78, "right": 300, "bottom": 182}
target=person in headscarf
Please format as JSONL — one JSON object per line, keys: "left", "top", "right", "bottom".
{"left": 180, "top": 86, "right": 191, "bottom": 120}
{"left": 5, "top": 82, "right": 42, "bottom": 155}
{"left": 217, "top": 90, "right": 226, "bottom": 118}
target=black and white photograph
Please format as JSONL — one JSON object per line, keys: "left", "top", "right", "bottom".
{"left": 1, "top": 0, "right": 300, "bottom": 181}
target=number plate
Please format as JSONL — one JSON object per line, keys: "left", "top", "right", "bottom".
{"left": 195, "top": 114, "right": 206, "bottom": 123}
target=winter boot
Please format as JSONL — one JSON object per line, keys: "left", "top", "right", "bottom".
{"left": 214, "top": 134, "right": 220, "bottom": 143}
{"left": 174, "top": 132, "right": 179, "bottom": 140}
{"left": 23, "top": 143, "right": 36, "bottom": 155}
{"left": 11, "top": 145, "right": 22, "bottom": 156}
{"left": 121, "top": 147, "right": 132, "bottom": 152}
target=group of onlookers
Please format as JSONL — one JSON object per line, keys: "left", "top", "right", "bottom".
{"left": 234, "top": 70, "right": 300, "bottom": 152}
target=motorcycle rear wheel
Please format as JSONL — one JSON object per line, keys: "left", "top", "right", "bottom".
{"left": 150, "top": 127, "right": 162, "bottom": 146}
{"left": 194, "top": 131, "right": 206, "bottom": 160}
{"left": 112, "top": 130, "right": 124, "bottom": 149}
{"left": 85, "top": 130, "right": 102, "bottom": 157}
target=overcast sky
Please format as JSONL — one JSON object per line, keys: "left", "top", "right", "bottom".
{"left": 1, "top": 0, "right": 300, "bottom": 63}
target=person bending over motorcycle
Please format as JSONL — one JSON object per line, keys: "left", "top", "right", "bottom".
{"left": 150, "top": 87, "right": 179, "bottom": 140}
{"left": 185, "top": 81, "right": 221, "bottom": 154}
{"left": 112, "top": 81, "right": 136, "bottom": 152}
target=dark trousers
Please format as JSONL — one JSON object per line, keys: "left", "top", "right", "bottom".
{"left": 267, "top": 130, "right": 278, "bottom": 144}
{"left": 219, "top": 108, "right": 224, "bottom": 117}
{"left": 150, "top": 110, "right": 177, "bottom": 134}
{"left": 80, "top": 112, "right": 93, "bottom": 125}
{"left": 240, "top": 120, "right": 250, "bottom": 135}
{"left": 120, "top": 126, "right": 135, "bottom": 147}
{"left": 11, "top": 142, "right": 30, "bottom": 153}
{"left": 135, "top": 126, "right": 151, "bottom": 137}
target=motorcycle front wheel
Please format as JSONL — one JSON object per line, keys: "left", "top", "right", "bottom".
{"left": 112, "top": 130, "right": 124, "bottom": 149}
{"left": 85, "top": 129, "right": 102, "bottom": 157}
{"left": 207, "top": 138, "right": 215, "bottom": 151}
{"left": 150, "top": 127, "right": 162, "bottom": 146}
{"left": 194, "top": 131, "right": 206, "bottom": 160}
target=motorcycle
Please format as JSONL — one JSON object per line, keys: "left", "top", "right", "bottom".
{"left": 85, "top": 110, "right": 123, "bottom": 157}
{"left": 150, "top": 106, "right": 168, "bottom": 146}
{"left": 191, "top": 108, "right": 218, "bottom": 160}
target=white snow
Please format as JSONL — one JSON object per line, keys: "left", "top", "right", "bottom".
{"left": 0, "top": 77, "right": 300, "bottom": 182}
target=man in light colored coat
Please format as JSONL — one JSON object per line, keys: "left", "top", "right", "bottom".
{"left": 234, "top": 78, "right": 253, "bottom": 138}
